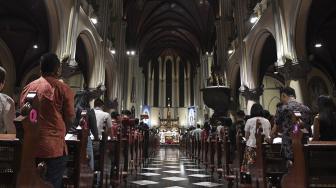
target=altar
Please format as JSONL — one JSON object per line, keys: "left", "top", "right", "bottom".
{"left": 158, "top": 102, "right": 180, "bottom": 145}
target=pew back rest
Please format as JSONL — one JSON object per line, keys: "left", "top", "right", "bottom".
{"left": 64, "top": 128, "right": 93, "bottom": 187}
{"left": 305, "top": 142, "right": 336, "bottom": 187}
{"left": 262, "top": 144, "right": 287, "bottom": 173}
{"left": 0, "top": 135, "right": 21, "bottom": 186}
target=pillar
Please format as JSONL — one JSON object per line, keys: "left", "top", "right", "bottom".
{"left": 158, "top": 57, "right": 163, "bottom": 107}
{"left": 147, "top": 61, "right": 152, "bottom": 106}
{"left": 176, "top": 57, "right": 180, "bottom": 107}
{"left": 66, "top": 0, "right": 80, "bottom": 67}
{"left": 235, "top": 0, "right": 250, "bottom": 89}
{"left": 163, "top": 59, "right": 166, "bottom": 107}
{"left": 112, "top": 0, "right": 126, "bottom": 112}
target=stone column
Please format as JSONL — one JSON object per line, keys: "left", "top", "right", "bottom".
{"left": 176, "top": 57, "right": 180, "bottom": 107}
{"left": 172, "top": 58, "right": 176, "bottom": 107}
{"left": 163, "top": 59, "right": 166, "bottom": 107}
{"left": 270, "top": 0, "right": 310, "bottom": 104}
{"left": 66, "top": 0, "right": 80, "bottom": 67}
{"left": 184, "top": 63, "right": 191, "bottom": 107}
{"left": 150, "top": 64, "right": 154, "bottom": 106}
{"left": 147, "top": 61, "right": 152, "bottom": 106}
{"left": 120, "top": 22, "right": 128, "bottom": 110}
{"left": 158, "top": 57, "right": 163, "bottom": 107}
{"left": 235, "top": 0, "right": 259, "bottom": 111}
{"left": 111, "top": 0, "right": 126, "bottom": 112}
{"left": 235, "top": 0, "right": 249, "bottom": 89}
{"left": 134, "top": 55, "right": 144, "bottom": 117}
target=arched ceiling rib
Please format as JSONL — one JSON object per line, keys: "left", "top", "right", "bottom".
{"left": 124, "top": 0, "right": 217, "bottom": 67}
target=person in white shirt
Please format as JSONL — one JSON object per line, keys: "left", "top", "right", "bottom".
{"left": 193, "top": 124, "right": 202, "bottom": 142}
{"left": 93, "top": 99, "right": 112, "bottom": 137}
{"left": 241, "top": 103, "right": 271, "bottom": 173}
{"left": 0, "top": 66, "right": 15, "bottom": 134}
{"left": 216, "top": 120, "right": 224, "bottom": 141}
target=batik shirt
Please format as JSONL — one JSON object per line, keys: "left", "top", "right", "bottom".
{"left": 275, "top": 99, "right": 312, "bottom": 160}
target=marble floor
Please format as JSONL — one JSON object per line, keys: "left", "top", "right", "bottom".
{"left": 120, "top": 146, "right": 226, "bottom": 188}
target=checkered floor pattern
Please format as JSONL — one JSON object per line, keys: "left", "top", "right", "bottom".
{"left": 120, "top": 146, "right": 227, "bottom": 187}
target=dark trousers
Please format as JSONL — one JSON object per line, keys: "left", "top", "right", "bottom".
{"left": 122, "top": 140, "right": 129, "bottom": 171}
{"left": 110, "top": 141, "right": 120, "bottom": 177}
{"left": 37, "top": 155, "right": 67, "bottom": 188}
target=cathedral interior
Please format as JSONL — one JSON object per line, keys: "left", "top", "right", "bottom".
{"left": 1, "top": 0, "right": 336, "bottom": 187}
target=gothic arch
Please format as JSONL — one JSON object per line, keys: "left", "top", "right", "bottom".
{"left": 43, "top": 0, "right": 65, "bottom": 54}
{"left": 250, "top": 30, "right": 277, "bottom": 87}
{"left": 76, "top": 30, "right": 98, "bottom": 86}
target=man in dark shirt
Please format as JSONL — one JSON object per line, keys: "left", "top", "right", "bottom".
{"left": 275, "top": 87, "right": 312, "bottom": 162}
{"left": 20, "top": 53, "right": 75, "bottom": 188}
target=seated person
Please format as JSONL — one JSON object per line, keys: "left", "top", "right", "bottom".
{"left": 312, "top": 95, "right": 336, "bottom": 141}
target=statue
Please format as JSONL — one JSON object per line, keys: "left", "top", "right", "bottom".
{"left": 207, "top": 65, "right": 225, "bottom": 86}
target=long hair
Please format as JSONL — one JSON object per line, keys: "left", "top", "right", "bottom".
{"left": 317, "top": 95, "right": 336, "bottom": 140}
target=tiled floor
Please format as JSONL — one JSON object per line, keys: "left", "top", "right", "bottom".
{"left": 120, "top": 146, "right": 227, "bottom": 187}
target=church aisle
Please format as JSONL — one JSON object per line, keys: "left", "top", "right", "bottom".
{"left": 120, "top": 146, "right": 226, "bottom": 188}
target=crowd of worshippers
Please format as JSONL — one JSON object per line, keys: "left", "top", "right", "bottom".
{"left": 0, "top": 53, "right": 149, "bottom": 188}
{"left": 184, "top": 86, "right": 336, "bottom": 176}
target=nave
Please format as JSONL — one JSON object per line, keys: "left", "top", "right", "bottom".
{"left": 121, "top": 146, "right": 223, "bottom": 188}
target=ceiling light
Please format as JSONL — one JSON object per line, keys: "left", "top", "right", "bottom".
{"left": 315, "top": 43, "right": 322, "bottom": 48}
{"left": 228, "top": 50, "right": 234, "bottom": 55}
{"left": 33, "top": 44, "right": 38, "bottom": 49}
{"left": 90, "top": 18, "right": 98, "bottom": 24}
{"left": 111, "top": 50, "right": 116, "bottom": 54}
{"left": 131, "top": 50, "right": 135, "bottom": 55}
{"left": 274, "top": 71, "right": 279, "bottom": 74}
{"left": 210, "top": 52, "right": 213, "bottom": 55}
{"left": 250, "top": 16, "right": 258, "bottom": 24}
{"left": 205, "top": 52, "right": 209, "bottom": 55}
{"left": 126, "top": 51, "right": 130, "bottom": 55}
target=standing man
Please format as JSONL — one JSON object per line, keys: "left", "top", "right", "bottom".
{"left": 0, "top": 66, "right": 15, "bottom": 134}
{"left": 194, "top": 124, "right": 202, "bottom": 160}
{"left": 93, "top": 99, "right": 112, "bottom": 137}
{"left": 275, "top": 87, "right": 312, "bottom": 163}
{"left": 20, "top": 53, "right": 75, "bottom": 188}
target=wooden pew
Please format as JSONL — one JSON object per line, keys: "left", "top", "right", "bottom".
{"left": 63, "top": 128, "right": 94, "bottom": 188}
{"left": 209, "top": 132, "right": 217, "bottom": 173}
{"left": 93, "top": 131, "right": 110, "bottom": 187}
{"left": 233, "top": 129, "right": 252, "bottom": 187}
{"left": 109, "top": 139, "right": 120, "bottom": 184}
{"left": 250, "top": 128, "right": 286, "bottom": 188}
{"left": 0, "top": 134, "right": 21, "bottom": 187}
{"left": 134, "top": 129, "right": 140, "bottom": 171}
{"left": 282, "top": 129, "right": 336, "bottom": 188}
{"left": 221, "top": 127, "right": 237, "bottom": 187}
{"left": 0, "top": 92, "right": 51, "bottom": 188}
{"left": 202, "top": 132, "right": 209, "bottom": 168}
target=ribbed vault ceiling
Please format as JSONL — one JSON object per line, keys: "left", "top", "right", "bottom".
{"left": 124, "top": 0, "right": 217, "bottom": 68}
